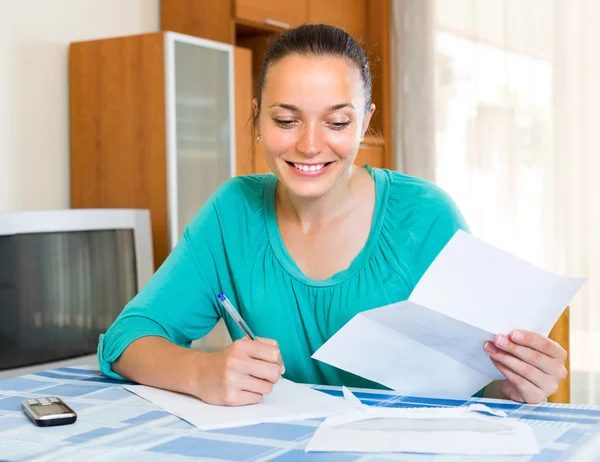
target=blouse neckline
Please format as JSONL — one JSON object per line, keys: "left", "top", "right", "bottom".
{"left": 263, "top": 165, "right": 389, "bottom": 287}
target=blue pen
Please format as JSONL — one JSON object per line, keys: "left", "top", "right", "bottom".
{"left": 217, "top": 293, "right": 258, "bottom": 341}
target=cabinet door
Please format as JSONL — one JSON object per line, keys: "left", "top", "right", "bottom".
{"left": 307, "top": 0, "right": 367, "bottom": 39}
{"left": 235, "top": 0, "right": 307, "bottom": 29}
{"left": 355, "top": 141, "right": 385, "bottom": 168}
{"left": 161, "top": 0, "right": 234, "bottom": 44}
{"left": 234, "top": 47, "right": 254, "bottom": 176}
{"left": 166, "top": 35, "right": 234, "bottom": 247}
{"left": 254, "top": 142, "right": 272, "bottom": 174}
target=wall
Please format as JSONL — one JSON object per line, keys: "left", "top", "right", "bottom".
{"left": 0, "top": 0, "right": 159, "bottom": 213}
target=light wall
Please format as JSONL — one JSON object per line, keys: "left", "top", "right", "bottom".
{"left": 0, "top": 0, "right": 159, "bottom": 213}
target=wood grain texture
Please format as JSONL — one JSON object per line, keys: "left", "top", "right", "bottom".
{"left": 356, "top": 138, "right": 385, "bottom": 168}
{"left": 367, "top": 0, "right": 393, "bottom": 169}
{"left": 234, "top": 0, "right": 308, "bottom": 29}
{"left": 69, "top": 32, "right": 169, "bottom": 270}
{"left": 307, "top": 0, "right": 367, "bottom": 40}
{"left": 235, "top": 33, "right": 274, "bottom": 96}
{"left": 548, "top": 308, "right": 570, "bottom": 403}
{"left": 234, "top": 47, "right": 255, "bottom": 176}
{"left": 161, "top": 0, "right": 234, "bottom": 43}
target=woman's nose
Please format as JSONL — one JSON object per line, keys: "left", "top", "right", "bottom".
{"left": 296, "top": 124, "right": 323, "bottom": 157}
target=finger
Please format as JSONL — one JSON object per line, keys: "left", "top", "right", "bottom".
{"left": 235, "top": 338, "right": 282, "bottom": 365}
{"left": 222, "top": 388, "right": 263, "bottom": 406}
{"left": 500, "top": 379, "right": 525, "bottom": 403}
{"left": 486, "top": 344, "right": 555, "bottom": 393}
{"left": 257, "top": 337, "right": 278, "bottom": 347}
{"left": 249, "top": 342, "right": 282, "bottom": 365}
{"left": 491, "top": 358, "right": 546, "bottom": 404}
{"left": 508, "top": 330, "right": 567, "bottom": 361}
{"left": 238, "top": 357, "right": 282, "bottom": 384}
{"left": 490, "top": 335, "right": 561, "bottom": 377}
{"left": 238, "top": 373, "right": 275, "bottom": 396}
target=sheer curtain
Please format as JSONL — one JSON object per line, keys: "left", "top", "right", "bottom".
{"left": 392, "top": 0, "right": 600, "bottom": 403}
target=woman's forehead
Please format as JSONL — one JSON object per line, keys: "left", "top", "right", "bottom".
{"left": 262, "top": 55, "right": 364, "bottom": 105}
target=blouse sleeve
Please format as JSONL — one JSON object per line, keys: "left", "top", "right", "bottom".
{"left": 97, "top": 198, "right": 224, "bottom": 380}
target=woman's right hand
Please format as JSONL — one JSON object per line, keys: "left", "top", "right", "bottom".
{"left": 193, "top": 337, "right": 284, "bottom": 406}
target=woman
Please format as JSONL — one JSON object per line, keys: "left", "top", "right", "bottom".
{"left": 98, "top": 24, "right": 567, "bottom": 406}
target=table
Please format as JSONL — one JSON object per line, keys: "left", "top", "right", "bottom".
{"left": 1, "top": 366, "right": 599, "bottom": 461}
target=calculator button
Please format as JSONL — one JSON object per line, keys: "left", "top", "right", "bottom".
{"left": 26, "top": 399, "right": 39, "bottom": 405}
{"left": 49, "top": 398, "right": 59, "bottom": 403}
{"left": 38, "top": 398, "right": 51, "bottom": 405}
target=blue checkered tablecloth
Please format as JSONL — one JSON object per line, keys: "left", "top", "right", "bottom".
{"left": 1, "top": 366, "right": 599, "bottom": 461}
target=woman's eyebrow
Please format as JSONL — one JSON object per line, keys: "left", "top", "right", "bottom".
{"left": 268, "top": 103, "right": 300, "bottom": 111}
{"left": 326, "top": 103, "right": 355, "bottom": 112}
{"left": 267, "top": 102, "right": 355, "bottom": 112}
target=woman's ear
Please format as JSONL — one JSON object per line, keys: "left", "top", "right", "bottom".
{"left": 252, "top": 98, "right": 261, "bottom": 134}
{"left": 362, "top": 103, "right": 376, "bottom": 138}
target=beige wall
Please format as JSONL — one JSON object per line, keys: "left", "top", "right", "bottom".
{"left": 0, "top": 0, "right": 159, "bottom": 213}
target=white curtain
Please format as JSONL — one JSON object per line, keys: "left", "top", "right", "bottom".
{"left": 392, "top": 0, "right": 600, "bottom": 404}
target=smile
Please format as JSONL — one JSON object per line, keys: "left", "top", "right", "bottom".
{"left": 285, "top": 161, "right": 334, "bottom": 175}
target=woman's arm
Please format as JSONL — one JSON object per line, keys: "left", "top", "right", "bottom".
{"left": 113, "top": 336, "right": 204, "bottom": 396}
{"left": 99, "top": 181, "right": 283, "bottom": 405}
{"left": 112, "top": 335, "right": 284, "bottom": 405}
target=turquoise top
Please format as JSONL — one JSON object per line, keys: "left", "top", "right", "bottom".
{"left": 98, "top": 166, "right": 473, "bottom": 391}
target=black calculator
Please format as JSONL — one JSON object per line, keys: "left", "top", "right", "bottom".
{"left": 21, "top": 397, "right": 77, "bottom": 427}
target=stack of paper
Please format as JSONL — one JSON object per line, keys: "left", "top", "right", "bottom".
{"left": 312, "top": 230, "right": 585, "bottom": 398}
{"left": 124, "top": 378, "right": 353, "bottom": 430}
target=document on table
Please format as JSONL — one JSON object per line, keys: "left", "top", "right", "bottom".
{"left": 305, "top": 388, "right": 540, "bottom": 456}
{"left": 124, "top": 378, "right": 353, "bottom": 430}
{"left": 312, "top": 230, "right": 586, "bottom": 398}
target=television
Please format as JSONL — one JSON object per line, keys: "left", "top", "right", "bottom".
{"left": 0, "top": 209, "right": 154, "bottom": 377}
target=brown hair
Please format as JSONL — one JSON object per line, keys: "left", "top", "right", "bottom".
{"left": 252, "top": 24, "right": 372, "bottom": 133}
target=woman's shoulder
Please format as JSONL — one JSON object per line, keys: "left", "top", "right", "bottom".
{"left": 373, "top": 167, "right": 456, "bottom": 210}
{"left": 185, "top": 173, "right": 271, "bottom": 240}
{"left": 211, "top": 173, "right": 271, "bottom": 207}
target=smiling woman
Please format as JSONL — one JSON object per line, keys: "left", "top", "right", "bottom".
{"left": 97, "top": 24, "right": 569, "bottom": 408}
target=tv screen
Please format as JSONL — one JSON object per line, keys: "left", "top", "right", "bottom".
{"left": 0, "top": 229, "right": 138, "bottom": 371}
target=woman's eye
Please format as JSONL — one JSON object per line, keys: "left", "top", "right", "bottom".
{"left": 274, "top": 119, "right": 295, "bottom": 128}
{"left": 329, "top": 121, "right": 350, "bottom": 130}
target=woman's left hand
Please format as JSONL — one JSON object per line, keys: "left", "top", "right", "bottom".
{"left": 484, "top": 330, "right": 568, "bottom": 404}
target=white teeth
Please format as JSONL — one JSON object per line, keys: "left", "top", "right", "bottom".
{"left": 293, "top": 163, "right": 325, "bottom": 172}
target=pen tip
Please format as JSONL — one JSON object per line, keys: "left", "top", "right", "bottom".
{"left": 217, "top": 293, "right": 226, "bottom": 302}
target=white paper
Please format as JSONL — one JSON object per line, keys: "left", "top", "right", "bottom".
{"left": 305, "top": 405, "right": 540, "bottom": 455}
{"left": 124, "top": 378, "right": 353, "bottom": 430}
{"left": 312, "top": 230, "right": 586, "bottom": 398}
{"left": 410, "top": 230, "right": 586, "bottom": 336}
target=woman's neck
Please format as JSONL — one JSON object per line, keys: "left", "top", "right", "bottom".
{"left": 276, "top": 165, "right": 365, "bottom": 232}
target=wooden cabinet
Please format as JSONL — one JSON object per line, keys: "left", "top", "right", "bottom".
{"left": 307, "top": 0, "right": 367, "bottom": 40}
{"left": 234, "top": 0, "right": 308, "bottom": 29}
{"left": 356, "top": 138, "right": 385, "bottom": 168}
{"left": 70, "top": 32, "right": 235, "bottom": 270}
{"left": 161, "top": 0, "right": 234, "bottom": 44}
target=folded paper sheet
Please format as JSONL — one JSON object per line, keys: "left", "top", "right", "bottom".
{"left": 305, "top": 396, "right": 540, "bottom": 456}
{"left": 312, "top": 230, "right": 586, "bottom": 398}
{"left": 124, "top": 379, "right": 353, "bottom": 430}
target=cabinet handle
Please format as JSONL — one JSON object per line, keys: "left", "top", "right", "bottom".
{"left": 263, "top": 18, "right": 290, "bottom": 29}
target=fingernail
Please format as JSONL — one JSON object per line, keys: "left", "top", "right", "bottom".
{"left": 281, "top": 364, "right": 286, "bottom": 375}
{"left": 484, "top": 341, "right": 498, "bottom": 354}
{"left": 495, "top": 335, "right": 508, "bottom": 347}
{"left": 511, "top": 330, "right": 524, "bottom": 342}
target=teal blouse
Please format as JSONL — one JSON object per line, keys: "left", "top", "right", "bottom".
{"left": 98, "top": 166, "right": 474, "bottom": 391}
